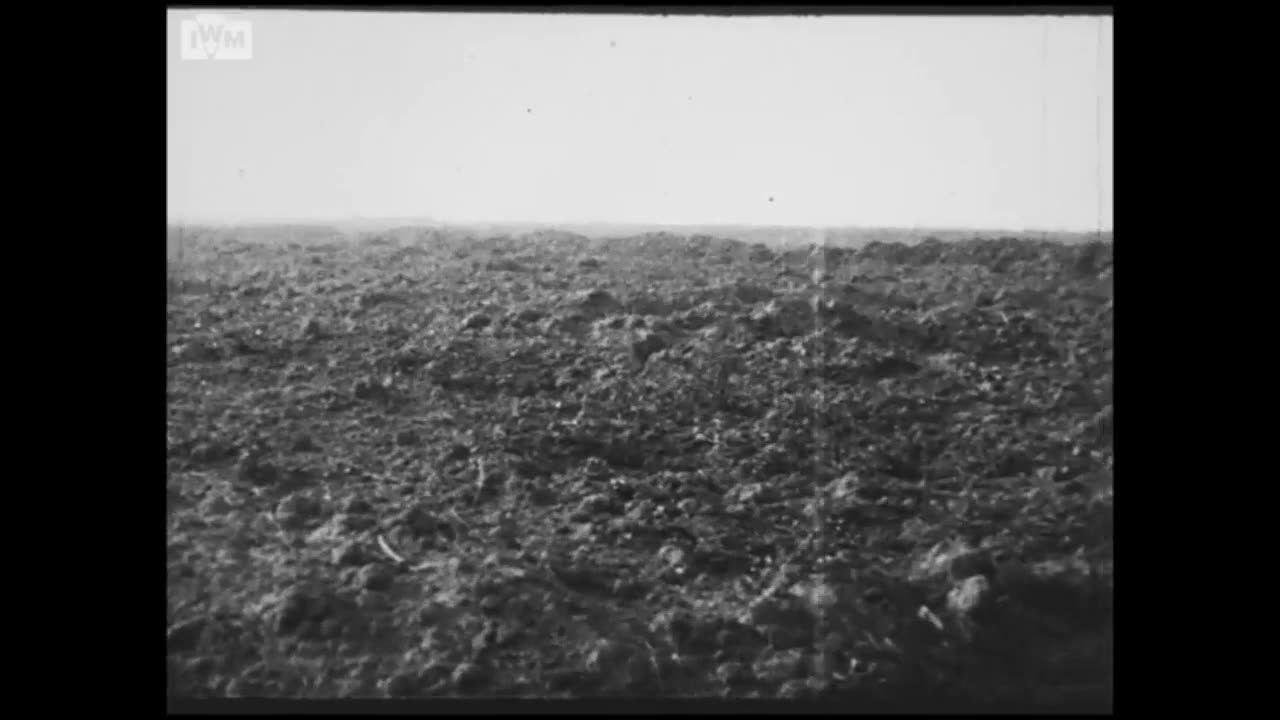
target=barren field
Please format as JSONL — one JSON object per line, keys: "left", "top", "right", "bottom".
{"left": 166, "top": 228, "right": 1113, "bottom": 705}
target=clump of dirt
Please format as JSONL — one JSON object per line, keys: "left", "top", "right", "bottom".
{"left": 168, "top": 228, "right": 1112, "bottom": 706}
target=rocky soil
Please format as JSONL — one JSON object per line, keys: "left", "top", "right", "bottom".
{"left": 167, "top": 229, "right": 1113, "bottom": 704}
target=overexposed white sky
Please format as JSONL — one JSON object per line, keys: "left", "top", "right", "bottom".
{"left": 167, "top": 11, "right": 1112, "bottom": 231}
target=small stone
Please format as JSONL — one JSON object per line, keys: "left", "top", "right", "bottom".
{"left": 805, "top": 582, "right": 841, "bottom": 612}
{"left": 747, "top": 596, "right": 811, "bottom": 627}
{"left": 625, "top": 498, "right": 654, "bottom": 522}
{"left": 317, "top": 617, "right": 344, "bottom": 640}
{"left": 341, "top": 496, "right": 374, "bottom": 515}
{"left": 183, "top": 655, "right": 216, "bottom": 676}
{"left": 197, "top": 494, "right": 231, "bottom": 516}
{"left": 479, "top": 594, "right": 504, "bottom": 615}
{"left": 585, "top": 639, "right": 626, "bottom": 672}
{"left": 608, "top": 476, "right": 637, "bottom": 501}
{"left": 515, "top": 308, "right": 546, "bottom": 323}
{"left": 337, "top": 512, "right": 376, "bottom": 532}
{"left": 578, "top": 493, "right": 617, "bottom": 516}
{"left": 354, "top": 378, "right": 390, "bottom": 401}
{"left": 336, "top": 678, "right": 375, "bottom": 698}
{"left": 188, "top": 440, "right": 234, "bottom": 464}
{"left": 947, "top": 574, "right": 996, "bottom": 620}
{"left": 820, "top": 631, "right": 849, "bottom": 654}
{"left": 418, "top": 660, "right": 454, "bottom": 686}
{"left": 291, "top": 434, "right": 319, "bottom": 453}
{"left": 236, "top": 454, "right": 278, "bottom": 486}
{"left": 677, "top": 619, "right": 722, "bottom": 656}
{"left": 274, "top": 588, "right": 318, "bottom": 636}
{"left": 415, "top": 601, "right": 456, "bottom": 627}
{"left": 357, "top": 563, "right": 396, "bottom": 592}
{"left": 398, "top": 502, "right": 448, "bottom": 539}
{"left": 651, "top": 609, "right": 694, "bottom": 648}
{"left": 451, "top": 662, "right": 489, "bottom": 693}
{"left": 825, "top": 472, "right": 866, "bottom": 503}
{"left": 715, "top": 661, "right": 753, "bottom": 685}
{"left": 472, "top": 625, "right": 499, "bottom": 655}
{"left": 166, "top": 619, "right": 207, "bottom": 654}
{"left": 725, "top": 482, "right": 774, "bottom": 505}
{"left": 359, "top": 592, "right": 395, "bottom": 616}
{"left": 355, "top": 656, "right": 382, "bottom": 677}
{"left": 274, "top": 492, "right": 325, "bottom": 529}
{"left": 300, "top": 316, "right": 326, "bottom": 336}
{"left": 224, "top": 677, "right": 263, "bottom": 697}
{"left": 776, "top": 678, "right": 811, "bottom": 698}
{"left": 382, "top": 671, "right": 420, "bottom": 697}
{"left": 582, "top": 457, "right": 611, "bottom": 481}
{"left": 657, "top": 545, "right": 687, "bottom": 569}
{"left": 753, "top": 648, "right": 809, "bottom": 682}
{"left": 631, "top": 333, "right": 669, "bottom": 364}
{"left": 462, "top": 313, "right": 492, "bottom": 331}
{"left": 611, "top": 578, "right": 646, "bottom": 599}
{"left": 947, "top": 550, "right": 998, "bottom": 583}
{"left": 332, "top": 541, "right": 369, "bottom": 567}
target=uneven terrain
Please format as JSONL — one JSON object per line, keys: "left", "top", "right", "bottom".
{"left": 166, "top": 228, "right": 1113, "bottom": 704}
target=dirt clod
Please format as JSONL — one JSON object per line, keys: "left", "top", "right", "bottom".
{"left": 290, "top": 434, "right": 320, "bottom": 453}
{"left": 716, "top": 661, "right": 754, "bottom": 686}
{"left": 167, "top": 618, "right": 208, "bottom": 655}
{"left": 451, "top": 662, "right": 490, "bottom": 694}
{"left": 356, "top": 563, "right": 397, "bottom": 592}
{"left": 332, "top": 540, "right": 371, "bottom": 567}
{"left": 383, "top": 671, "right": 421, "bottom": 698}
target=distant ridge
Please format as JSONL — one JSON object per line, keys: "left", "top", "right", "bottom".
{"left": 169, "top": 218, "right": 1111, "bottom": 248}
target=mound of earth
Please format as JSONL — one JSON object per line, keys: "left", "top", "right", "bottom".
{"left": 168, "top": 229, "right": 1112, "bottom": 705}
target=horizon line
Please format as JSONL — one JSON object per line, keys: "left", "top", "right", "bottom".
{"left": 166, "top": 216, "right": 1112, "bottom": 235}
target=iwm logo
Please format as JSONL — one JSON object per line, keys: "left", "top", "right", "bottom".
{"left": 180, "top": 14, "right": 253, "bottom": 60}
